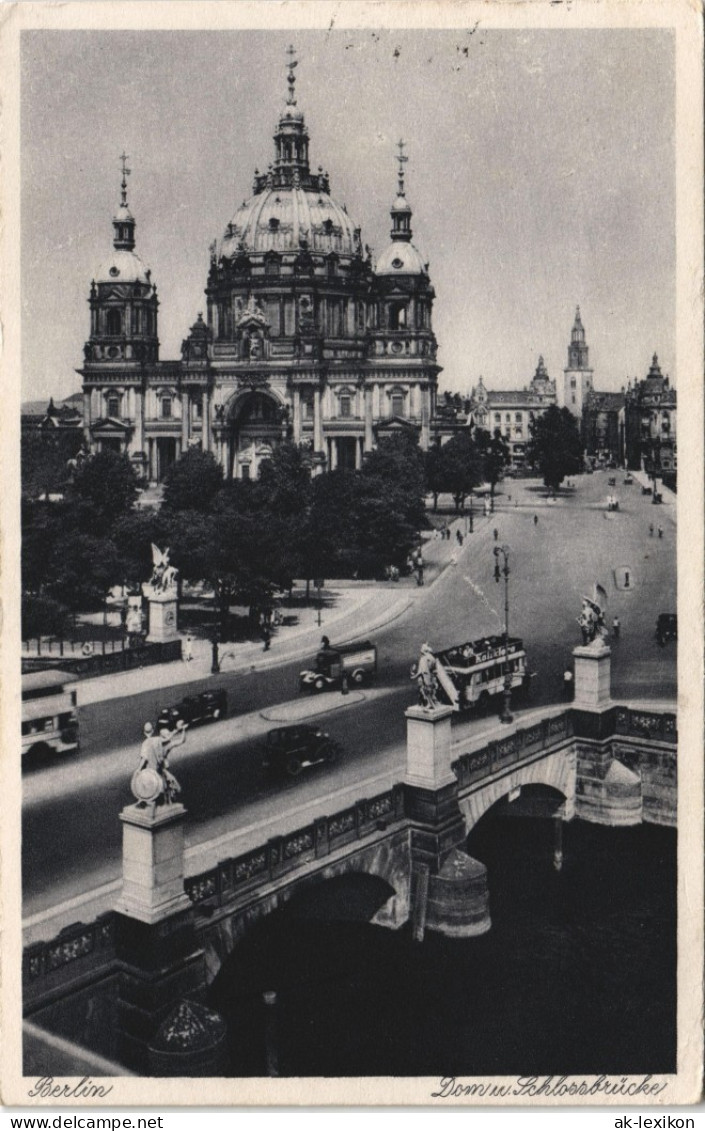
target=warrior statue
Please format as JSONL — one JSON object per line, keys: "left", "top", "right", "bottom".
{"left": 578, "top": 584, "right": 608, "bottom": 647}
{"left": 410, "top": 642, "right": 441, "bottom": 710}
{"left": 131, "top": 719, "right": 188, "bottom": 808}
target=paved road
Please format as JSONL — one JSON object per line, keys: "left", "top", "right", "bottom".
{"left": 23, "top": 471, "right": 676, "bottom": 921}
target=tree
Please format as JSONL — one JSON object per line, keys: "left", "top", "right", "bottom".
{"left": 161, "top": 448, "right": 224, "bottom": 513}
{"left": 65, "top": 450, "right": 139, "bottom": 535}
{"left": 21, "top": 429, "right": 81, "bottom": 500}
{"left": 424, "top": 443, "right": 446, "bottom": 512}
{"left": 22, "top": 594, "right": 70, "bottom": 640}
{"left": 476, "top": 428, "right": 510, "bottom": 508}
{"left": 527, "top": 405, "right": 584, "bottom": 492}
{"left": 46, "top": 532, "right": 122, "bottom": 612}
{"left": 112, "top": 508, "right": 168, "bottom": 588}
{"left": 435, "top": 432, "right": 485, "bottom": 513}
{"left": 256, "top": 441, "right": 312, "bottom": 517}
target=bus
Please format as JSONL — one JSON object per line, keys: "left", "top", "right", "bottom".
{"left": 22, "top": 669, "right": 79, "bottom": 760}
{"left": 432, "top": 635, "right": 529, "bottom": 713}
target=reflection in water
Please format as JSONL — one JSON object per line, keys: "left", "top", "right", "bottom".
{"left": 212, "top": 819, "right": 676, "bottom": 1077}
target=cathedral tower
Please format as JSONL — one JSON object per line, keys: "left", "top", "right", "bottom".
{"left": 78, "top": 156, "right": 159, "bottom": 472}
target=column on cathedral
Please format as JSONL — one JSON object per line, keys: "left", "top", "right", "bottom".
{"left": 420, "top": 383, "right": 430, "bottom": 448}
{"left": 313, "top": 387, "right": 323, "bottom": 453}
{"left": 134, "top": 389, "right": 144, "bottom": 452}
{"left": 329, "top": 438, "right": 338, "bottom": 470}
{"left": 292, "top": 387, "right": 302, "bottom": 442}
{"left": 364, "top": 385, "right": 373, "bottom": 450}
{"left": 83, "top": 391, "right": 92, "bottom": 446}
{"left": 356, "top": 437, "right": 363, "bottom": 469}
{"left": 181, "top": 389, "right": 190, "bottom": 451}
{"left": 203, "top": 390, "right": 212, "bottom": 452}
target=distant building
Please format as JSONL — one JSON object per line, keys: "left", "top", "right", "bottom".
{"left": 582, "top": 390, "right": 625, "bottom": 464}
{"left": 558, "top": 306, "right": 594, "bottom": 418}
{"left": 469, "top": 355, "right": 557, "bottom": 468}
{"left": 21, "top": 395, "right": 83, "bottom": 439}
{"left": 624, "top": 353, "right": 677, "bottom": 473}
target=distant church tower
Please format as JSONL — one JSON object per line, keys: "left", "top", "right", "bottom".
{"left": 560, "top": 306, "right": 593, "bottom": 417}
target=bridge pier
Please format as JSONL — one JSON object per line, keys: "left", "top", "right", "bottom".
{"left": 113, "top": 802, "right": 219, "bottom": 1074}
{"left": 404, "top": 706, "right": 491, "bottom": 939}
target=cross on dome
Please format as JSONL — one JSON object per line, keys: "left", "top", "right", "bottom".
{"left": 286, "top": 44, "right": 298, "bottom": 105}
{"left": 396, "top": 139, "right": 408, "bottom": 195}
{"left": 119, "top": 151, "right": 131, "bottom": 207}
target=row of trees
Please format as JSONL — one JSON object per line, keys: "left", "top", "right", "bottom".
{"left": 22, "top": 405, "right": 583, "bottom": 637}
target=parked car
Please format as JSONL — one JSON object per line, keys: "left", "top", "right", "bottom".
{"left": 608, "top": 476, "right": 616, "bottom": 486}
{"left": 655, "top": 614, "right": 677, "bottom": 647}
{"left": 624, "top": 473, "right": 634, "bottom": 485}
{"left": 641, "top": 484, "right": 653, "bottom": 495}
{"left": 261, "top": 725, "right": 342, "bottom": 777}
{"left": 157, "top": 688, "right": 227, "bottom": 730}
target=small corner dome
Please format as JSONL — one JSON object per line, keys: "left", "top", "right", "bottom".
{"left": 113, "top": 202, "right": 134, "bottom": 224}
{"left": 375, "top": 240, "right": 427, "bottom": 276}
{"left": 95, "top": 248, "right": 151, "bottom": 285}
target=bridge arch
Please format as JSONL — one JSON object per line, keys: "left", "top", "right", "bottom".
{"left": 458, "top": 747, "right": 576, "bottom": 831}
{"left": 198, "top": 832, "right": 409, "bottom": 986}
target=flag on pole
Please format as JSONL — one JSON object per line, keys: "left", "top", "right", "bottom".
{"left": 593, "top": 582, "right": 608, "bottom": 609}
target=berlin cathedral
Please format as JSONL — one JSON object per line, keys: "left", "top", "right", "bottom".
{"left": 79, "top": 49, "right": 440, "bottom": 483}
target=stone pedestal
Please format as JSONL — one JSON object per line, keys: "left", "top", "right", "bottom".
{"left": 405, "top": 704, "right": 456, "bottom": 790}
{"left": 572, "top": 642, "right": 612, "bottom": 709}
{"left": 114, "top": 802, "right": 207, "bottom": 1073}
{"left": 118, "top": 802, "right": 192, "bottom": 924}
{"left": 404, "top": 705, "right": 488, "bottom": 938}
{"left": 145, "top": 590, "right": 179, "bottom": 642}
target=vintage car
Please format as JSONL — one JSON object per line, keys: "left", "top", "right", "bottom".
{"left": 607, "top": 476, "right": 616, "bottom": 486}
{"left": 157, "top": 688, "right": 227, "bottom": 731}
{"left": 655, "top": 614, "right": 677, "bottom": 647}
{"left": 623, "top": 473, "right": 634, "bottom": 485}
{"left": 261, "top": 725, "right": 342, "bottom": 777}
{"left": 299, "top": 640, "right": 377, "bottom": 693}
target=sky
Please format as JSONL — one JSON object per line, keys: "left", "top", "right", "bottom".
{"left": 20, "top": 27, "right": 675, "bottom": 403}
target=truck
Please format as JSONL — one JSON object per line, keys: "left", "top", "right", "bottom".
{"left": 429, "top": 635, "right": 530, "bottom": 713}
{"left": 299, "top": 640, "right": 377, "bottom": 693}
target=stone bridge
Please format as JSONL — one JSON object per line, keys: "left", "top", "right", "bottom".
{"left": 23, "top": 645, "right": 677, "bottom": 1074}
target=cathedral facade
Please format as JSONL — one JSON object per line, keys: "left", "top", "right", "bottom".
{"left": 78, "top": 52, "right": 440, "bottom": 483}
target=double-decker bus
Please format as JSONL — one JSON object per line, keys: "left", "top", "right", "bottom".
{"left": 21, "top": 669, "right": 79, "bottom": 760}
{"left": 432, "top": 635, "right": 529, "bottom": 713}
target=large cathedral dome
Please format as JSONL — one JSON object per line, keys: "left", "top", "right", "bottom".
{"left": 217, "top": 67, "right": 362, "bottom": 263}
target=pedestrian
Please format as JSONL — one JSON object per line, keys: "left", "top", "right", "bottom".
{"left": 262, "top": 623, "right": 271, "bottom": 651}
{"left": 649, "top": 522, "right": 654, "bottom": 537}
{"left": 493, "top": 528, "right": 498, "bottom": 541}
{"left": 183, "top": 633, "right": 193, "bottom": 662}
{"left": 657, "top": 525, "right": 663, "bottom": 539}
{"left": 563, "top": 668, "right": 574, "bottom": 700}
{"left": 612, "top": 616, "right": 621, "bottom": 639}
{"left": 456, "top": 529, "right": 462, "bottom": 545}
{"left": 534, "top": 514, "right": 538, "bottom": 526}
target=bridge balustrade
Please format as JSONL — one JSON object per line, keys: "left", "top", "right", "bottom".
{"left": 184, "top": 784, "right": 405, "bottom": 912}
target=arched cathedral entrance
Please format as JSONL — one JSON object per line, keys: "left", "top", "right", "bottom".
{"left": 225, "top": 389, "right": 288, "bottom": 479}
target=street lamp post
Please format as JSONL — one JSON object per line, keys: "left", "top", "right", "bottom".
{"left": 493, "top": 543, "right": 513, "bottom": 724}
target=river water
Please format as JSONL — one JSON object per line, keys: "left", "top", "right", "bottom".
{"left": 212, "top": 817, "right": 676, "bottom": 1077}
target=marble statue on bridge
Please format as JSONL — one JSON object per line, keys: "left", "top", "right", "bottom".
{"left": 131, "top": 720, "right": 188, "bottom": 808}
{"left": 410, "top": 642, "right": 442, "bottom": 711}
